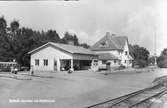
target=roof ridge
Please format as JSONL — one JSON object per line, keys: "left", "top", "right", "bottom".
{"left": 91, "top": 35, "right": 107, "bottom": 48}
{"left": 53, "top": 42, "right": 88, "bottom": 49}
{"left": 91, "top": 34, "right": 128, "bottom": 51}
{"left": 51, "top": 43, "right": 74, "bottom": 53}
{"left": 109, "top": 35, "right": 127, "bottom": 38}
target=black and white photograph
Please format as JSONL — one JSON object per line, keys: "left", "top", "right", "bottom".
{"left": 0, "top": 0, "right": 167, "bottom": 108}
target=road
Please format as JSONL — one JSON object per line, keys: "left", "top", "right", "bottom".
{"left": 0, "top": 68, "right": 167, "bottom": 108}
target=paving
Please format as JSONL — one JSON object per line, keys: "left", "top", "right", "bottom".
{"left": 0, "top": 68, "right": 167, "bottom": 108}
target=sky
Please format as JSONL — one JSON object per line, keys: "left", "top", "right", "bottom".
{"left": 0, "top": 0, "right": 167, "bottom": 56}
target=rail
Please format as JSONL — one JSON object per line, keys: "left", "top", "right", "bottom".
{"left": 87, "top": 84, "right": 166, "bottom": 108}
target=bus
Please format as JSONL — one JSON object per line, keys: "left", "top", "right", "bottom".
{"left": 0, "top": 62, "right": 19, "bottom": 72}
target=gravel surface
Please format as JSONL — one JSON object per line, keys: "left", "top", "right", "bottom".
{"left": 0, "top": 68, "right": 167, "bottom": 108}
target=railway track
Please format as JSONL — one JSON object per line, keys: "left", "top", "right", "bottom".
{"left": 87, "top": 84, "right": 167, "bottom": 108}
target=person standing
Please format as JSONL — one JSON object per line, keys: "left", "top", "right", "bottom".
{"left": 10, "top": 66, "right": 14, "bottom": 74}
{"left": 105, "top": 62, "right": 111, "bottom": 75}
{"left": 12, "top": 66, "right": 18, "bottom": 78}
{"left": 30, "top": 65, "right": 34, "bottom": 76}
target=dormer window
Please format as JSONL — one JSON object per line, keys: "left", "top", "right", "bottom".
{"left": 99, "top": 41, "right": 108, "bottom": 47}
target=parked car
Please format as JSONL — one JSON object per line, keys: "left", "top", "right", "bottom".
{"left": 19, "top": 66, "right": 29, "bottom": 71}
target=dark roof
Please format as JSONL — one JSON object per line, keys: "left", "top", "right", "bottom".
{"left": 97, "top": 53, "right": 119, "bottom": 60}
{"left": 28, "top": 42, "right": 97, "bottom": 55}
{"left": 91, "top": 33, "right": 128, "bottom": 51}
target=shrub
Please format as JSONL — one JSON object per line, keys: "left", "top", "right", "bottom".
{"left": 157, "top": 57, "right": 167, "bottom": 68}
{"left": 157, "top": 48, "right": 167, "bottom": 68}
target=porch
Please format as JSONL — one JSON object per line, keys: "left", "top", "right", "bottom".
{"left": 59, "top": 59, "right": 92, "bottom": 71}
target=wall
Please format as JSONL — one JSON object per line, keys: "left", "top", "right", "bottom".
{"left": 92, "top": 40, "right": 132, "bottom": 68}
{"left": 93, "top": 50, "right": 122, "bottom": 68}
{"left": 31, "top": 46, "right": 72, "bottom": 71}
{"left": 121, "top": 40, "right": 132, "bottom": 67}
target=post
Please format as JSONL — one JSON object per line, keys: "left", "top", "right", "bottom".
{"left": 70, "top": 59, "right": 74, "bottom": 71}
{"left": 154, "top": 26, "right": 157, "bottom": 67}
{"left": 91, "top": 60, "right": 94, "bottom": 70}
{"left": 105, "top": 62, "right": 111, "bottom": 75}
{"left": 57, "top": 59, "right": 60, "bottom": 71}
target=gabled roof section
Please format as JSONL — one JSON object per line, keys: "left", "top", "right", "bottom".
{"left": 91, "top": 33, "right": 128, "bottom": 51}
{"left": 28, "top": 42, "right": 96, "bottom": 55}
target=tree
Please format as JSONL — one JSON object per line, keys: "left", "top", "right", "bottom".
{"left": 45, "top": 30, "right": 60, "bottom": 42}
{"left": 0, "top": 16, "right": 7, "bottom": 35}
{"left": 148, "top": 56, "right": 158, "bottom": 66}
{"left": 61, "top": 32, "right": 79, "bottom": 45}
{"left": 61, "top": 32, "right": 90, "bottom": 48}
{"left": 10, "top": 20, "right": 19, "bottom": 33}
{"left": 0, "top": 16, "right": 90, "bottom": 67}
{"left": 157, "top": 48, "right": 167, "bottom": 68}
{"left": 160, "top": 48, "right": 167, "bottom": 57}
{"left": 129, "top": 44, "right": 150, "bottom": 68}
{"left": 0, "top": 16, "right": 9, "bottom": 62}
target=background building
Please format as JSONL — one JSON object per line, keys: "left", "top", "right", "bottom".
{"left": 91, "top": 32, "right": 133, "bottom": 69}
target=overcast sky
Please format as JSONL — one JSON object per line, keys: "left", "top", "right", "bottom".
{"left": 0, "top": 0, "right": 166, "bottom": 55}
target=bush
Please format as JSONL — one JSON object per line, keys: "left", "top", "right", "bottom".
{"left": 138, "top": 59, "right": 148, "bottom": 68}
{"left": 117, "top": 65, "right": 126, "bottom": 70}
{"left": 133, "top": 59, "right": 148, "bottom": 68}
{"left": 157, "top": 58, "right": 167, "bottom": 68}
{"left": 157, "top": 48, "right": 167, "bottom": 68}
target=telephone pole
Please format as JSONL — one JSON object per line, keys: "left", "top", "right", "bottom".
{"left": 154, "top": 26, "right": 157, "bottom": 67}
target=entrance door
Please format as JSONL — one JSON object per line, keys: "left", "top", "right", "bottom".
{"left": 54, "top": 60, "right": 57, "bottom": 71}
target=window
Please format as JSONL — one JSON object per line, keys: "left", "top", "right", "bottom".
{"left": 99, "top": 41, "right": 108, "bottom": 47}
{"left": 44, "top": 59, "right": 48, "bottom": 66}
{"left": 125, "top": 51, "right": 128, "bottom": 55}
{"left": 124, "top": 60, "right": 126, "bottom": 64}
{"left": 35, "top": 59, "right": 39, "bottom": 66}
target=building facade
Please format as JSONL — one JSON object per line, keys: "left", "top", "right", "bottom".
{"left": 91, "top": 32, "right": 133, "bottom": 69}
{"left": 28, "top": 42, "right": 98, "bottom": 72}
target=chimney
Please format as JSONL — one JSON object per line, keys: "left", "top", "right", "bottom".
{"left": 106, "top": 32, "right": 110, "bottom": 37}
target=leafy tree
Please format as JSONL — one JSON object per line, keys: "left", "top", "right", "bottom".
{"left": 160, "top": 48, "right": 167, "bottom": 57}
{"left": 0, "top": 16, "right": 7, "bottom": 35}
{"left": 129, "top": 44, "right": 150, "bottom": 68}
{"left": 148, "top": 56, "right": 157, "bottom": 66}
{"left": 0, "top": 16, "right": 9, "bottom": 62}
{"left": 157, "top": 48, "right": 167, "bottom": 68}
{"left": 61, "top": 32, "right": 79, "bottom": 45}
{"left": 10, "top": 20, "right": 19, "bottom": 33}
{"left": 45, "top": 30, "right": 60, "bottom": 42}
{"left": 0, "top": 17, "right": 90, "bottom": 67}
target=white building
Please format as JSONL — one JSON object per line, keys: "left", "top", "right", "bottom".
{"left": 28, "top": 42, "right": 98, "bottom": 72}
{"left": 91, "top": 32, "right": 133, "bottom": 69}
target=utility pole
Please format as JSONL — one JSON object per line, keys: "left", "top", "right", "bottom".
{"left": 154, "top": 26, "right": 157, "bottom": 67}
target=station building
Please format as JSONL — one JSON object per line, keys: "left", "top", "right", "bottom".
{"left": 28, "top": 42, "right": 98, "bottom": 72}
